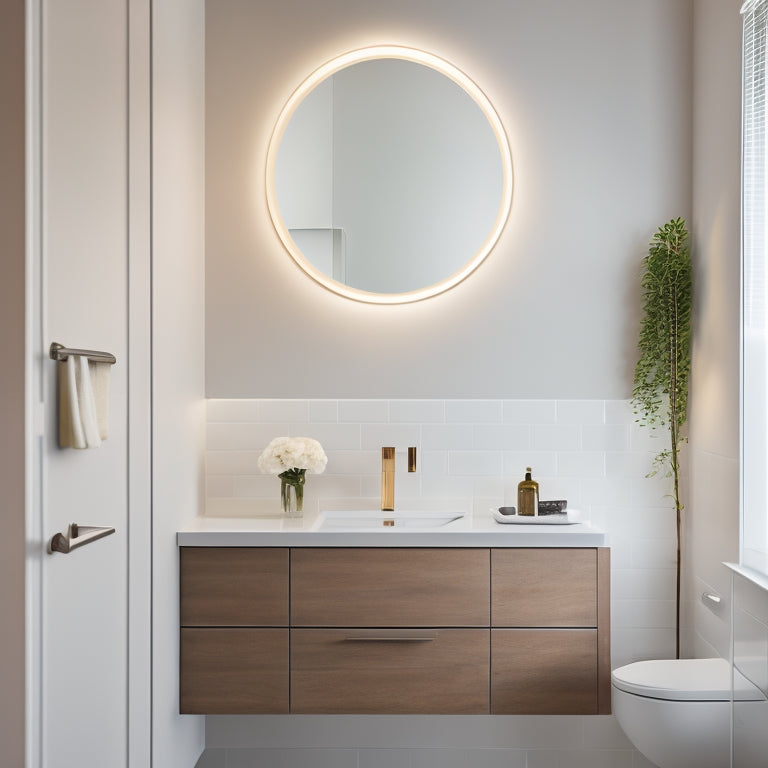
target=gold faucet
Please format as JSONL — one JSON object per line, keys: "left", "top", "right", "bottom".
{"left": 381, "top": 446, "right": 417, "bottom": 512}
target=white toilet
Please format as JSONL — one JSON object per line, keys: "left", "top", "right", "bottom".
{"left": 611, "top": 657, "right": 764, "bottom": 768}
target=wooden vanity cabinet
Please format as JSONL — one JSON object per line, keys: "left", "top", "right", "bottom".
{"left": 179, "top": 547, "right": 289, "bottom": 714}
{"left": 490, "top": 547, "right": 611, "bottom": 715}
{"left": 178, "top": 545, "right": 610, "bottom": 715}
{"left": 290, "top": 548, "right": 490, "bottom": 714}
{"left": 290, "top": 547, "right": 490, "bottom": 627}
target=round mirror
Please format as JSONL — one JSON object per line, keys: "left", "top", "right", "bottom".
{"left": 266, "top": 46, "right": 513, "bottom": 304}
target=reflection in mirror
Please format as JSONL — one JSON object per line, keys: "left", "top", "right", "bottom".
{"left": 266, "top": 47, "right": 513, "bottom": 304}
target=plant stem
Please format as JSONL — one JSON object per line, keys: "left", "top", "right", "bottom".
{"left": 670, "top": 279, "right": 681, "bottom": 660}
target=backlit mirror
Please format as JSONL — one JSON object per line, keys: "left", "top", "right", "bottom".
{"left": 266, "top": 46, "right": 513, "bottom": 304}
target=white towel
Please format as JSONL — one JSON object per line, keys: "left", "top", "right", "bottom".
{"left": 59, "top": 355, "right": 108, "bottom": 448}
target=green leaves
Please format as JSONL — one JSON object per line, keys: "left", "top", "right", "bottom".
{"left": 631, "top": 217, "right": 691, "bottom": 660}
{"left": 632, "top": 217, "right": 692, "bottom": 480}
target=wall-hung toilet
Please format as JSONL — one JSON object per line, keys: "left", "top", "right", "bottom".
{"left": 612, "top": 658, "right": 765, "bottom": 768}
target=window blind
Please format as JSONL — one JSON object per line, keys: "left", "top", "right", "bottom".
{"left": 742, "top": 0, "right": 768, "bottom": 574}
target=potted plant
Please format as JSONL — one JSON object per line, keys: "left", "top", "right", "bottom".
{"left": 631, "top": 217, "right": 692, "bottom": 659}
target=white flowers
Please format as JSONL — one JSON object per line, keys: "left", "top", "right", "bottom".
{"left": 257, "top": 436, "right": 328, "bottom": 476}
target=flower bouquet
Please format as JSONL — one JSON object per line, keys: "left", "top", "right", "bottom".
{"left": 257, "top": 436, "right": 327, "bottom": 517}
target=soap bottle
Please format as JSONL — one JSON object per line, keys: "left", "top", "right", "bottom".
{"left": 517, "top": 467, "right": 539, "bottom": 516}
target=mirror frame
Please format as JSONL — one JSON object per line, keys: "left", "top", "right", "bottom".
{"left": 265, "top": 45, "right": 514, "bottom": 304}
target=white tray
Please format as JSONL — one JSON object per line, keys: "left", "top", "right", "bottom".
{"left": 491, "top": 508, "right": 582, "bottom": 525}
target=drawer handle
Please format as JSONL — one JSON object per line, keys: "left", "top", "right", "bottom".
{"left": 344, "top": 631, "right": 437, "bottom": 642}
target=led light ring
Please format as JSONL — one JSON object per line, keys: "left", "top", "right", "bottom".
{"left": 265, "top": 45, "right": 514, "bottom": 304}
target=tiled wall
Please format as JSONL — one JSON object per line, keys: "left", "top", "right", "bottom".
{"left": 202, "top": 398, "right": 678, "bottom": 767}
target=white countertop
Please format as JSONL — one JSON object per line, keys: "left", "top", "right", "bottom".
{"left": 177, "top": 508, "right": 605, "bottom": 547}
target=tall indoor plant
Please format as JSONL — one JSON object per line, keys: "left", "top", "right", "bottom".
{"left": 631, "top": 217, "right": 692, "bottom": 659}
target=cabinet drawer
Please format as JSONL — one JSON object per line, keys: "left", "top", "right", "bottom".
{"left": 491, "top": 629, "right": 597, "bottom": 714}
{"left": 491, "top": 548, "right": 596, "bottom": 627}
{"left": 291, "top": 628, "right": 489, "bottom": 713}
{"left": 180, "top": 628, "right": 288, "bottom": 714}
{"left": 291, "top": 548, "right": 489, "bottom": 627}
{"left": 180, "top": 547, "right": 288, "bottom": 627}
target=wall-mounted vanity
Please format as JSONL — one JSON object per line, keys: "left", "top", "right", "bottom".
{"left": 177, "top": 514, "right": 610, "bottom": 716}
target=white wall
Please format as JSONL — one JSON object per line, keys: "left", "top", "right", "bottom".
{"left": 685, "top": 0, "right": 742, "bottom": 659}
{"left": 0, "top": 2, "right": 26, "bottom": 765}
{"left": 206, "top": 0, "right": 693, "bottom": 399}
{"left": 152, "top": 0, "right": 207, "bottom": 765}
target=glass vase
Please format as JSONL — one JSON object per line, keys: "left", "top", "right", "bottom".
{"left": 280, "top": 477, "right": 304, "bottom": 518}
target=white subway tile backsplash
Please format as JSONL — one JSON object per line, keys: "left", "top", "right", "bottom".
{"left": 309, "top": 400, "right": 339, "bottom": 422}
{"left": 445, "top": 399, "right": 503, "bottom": 424}
{"left": 503, "top": 452, "right": 558, "bottom": 478}
{"left": 421, "top": 424, "right": 474, "bottom": 450}
{"left": 472, "top": 424, "right": 530, "bottom": 450}
{"left": 324, "top": 450, "right": 380, "bottom": 475}
{"left": 557, "top": 400, "right": 605, "bottom": 425}
{"left": 206, "top": 474, "right": 234, "bottom": 497}
{"left": 340, "top": 400, "right": 389, "bottom": 423}
{"left": 449, "top": 451, "right": 504, "bottom": 476}
{"left": 233, "top": 475, "right": 275, "bottom": 498}
{"left": 581, "top": 477, "right": 632, "bottom": 507}
{"left": 207, "top": 399, "right": 261, "bottom": 422}
{"left": 298, "top": 423, "right": 361, "bottom": 450}
{"left": 258, "top": 399, "right": 310, "bottom": 423}
{"left": 389, "top": 400, "right": 445, "bottom": 423}
{"left": 629, "top": 422, "right": 667, "bottom": 453}
{"left": 605, "top": 400, "right": 634, "bottom": 424}
{"left": 207, "top": 422, "right": 289, "bottom": 450}
{"left": 361, "top": 424, "right": 421, "bottom": 449}
{"left": 582, "top": 424, "right": 629, "bottom": 452}
{"left": 612, "top": 568, "right": 675, "bottom": 601}
{"left": 532, "top": 424, "right": 580, "bottom": 451}
{"left": 557, "top": 451, "right": 605, "bottom": 478}
{"left": 611, "top": 599, "right": 676, "bottom": 629}
{"left": 206, "top": 450, "right": 262, "bottom": 475}
{"left": 420, "top": 473, "right": 475, "bottom": 498}
{"left": 205, "top": 398, "right": 680, "bottom": 681}
{"left": 605, "top": 452, "right": 653, "bottom": 478}
{"left": 503, "top": 399, "right": 557, "bottom": 424}
{"left": 630, "top": 538, "right": 677, "bottom": 569}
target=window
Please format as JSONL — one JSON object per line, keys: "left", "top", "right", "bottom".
{"left": 742, "top": 0, "right": 768, "bottom": 574}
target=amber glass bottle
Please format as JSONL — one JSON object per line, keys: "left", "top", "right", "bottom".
{"left": 517, "top": 467, "right": 539, "bottom": 516}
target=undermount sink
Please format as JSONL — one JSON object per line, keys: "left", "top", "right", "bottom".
{"left": 312, "top": 509, "right": 466, "bottom": 531}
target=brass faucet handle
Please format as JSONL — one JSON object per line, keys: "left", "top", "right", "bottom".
{"left": 408, "top": 446, "right": 417, "bottom": 473}
{"left": 381, "top": 447, "right": 395, "bottom": 511}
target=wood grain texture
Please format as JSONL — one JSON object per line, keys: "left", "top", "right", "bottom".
{"left": 491, "top": 629, "right": 597, "bottom": 714}
{"left": 291, "top": 628, "right": 490, "bottom": 713}
{"left": 180, "top": 547, "right": 289, "bottom": 627}
{"left": 597, "top": 547, "right": 612, "bottom": 714}
{"left": 291, "top": 548, "right": 490, "bottom": 627}
{"left": 180, "top": 628, "right": 288, "bottom": 714}
{"left": 491, "top": 548, "right": 596, "bottom": 627}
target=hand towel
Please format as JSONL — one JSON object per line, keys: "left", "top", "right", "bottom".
{"left": 58, "top": 355, "right": 107, "bottom": 448}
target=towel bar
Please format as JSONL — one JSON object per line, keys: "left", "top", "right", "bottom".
{"left": 49, "top": 342, "right": 116, "bottom": 365}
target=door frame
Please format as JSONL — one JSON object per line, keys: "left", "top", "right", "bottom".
{"left": 24, "top": 0, "right": 153, "bottom": 765}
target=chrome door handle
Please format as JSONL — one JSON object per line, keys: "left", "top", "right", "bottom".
{"left": 49, "top": 523, "right": 115, "bottom": 554}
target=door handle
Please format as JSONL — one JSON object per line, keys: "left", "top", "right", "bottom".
{"left": 49, "top": 523, "right": 115, "bottom": 554}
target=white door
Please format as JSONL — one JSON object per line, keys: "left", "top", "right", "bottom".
{"left": 28, "top": 1, "right": 151, "bottom": 766}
